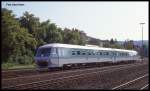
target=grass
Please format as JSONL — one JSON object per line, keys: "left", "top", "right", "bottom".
{"left": 2, "top": 62, "right": 36, "bottom": 70}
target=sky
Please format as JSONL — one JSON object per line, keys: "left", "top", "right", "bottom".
{"left": 2, "top": 1, "right": 149, "bottom": 41}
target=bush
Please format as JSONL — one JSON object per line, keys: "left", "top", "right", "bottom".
{"left": 2, "top": 62, "right": 36, "bottom": 69}
{"left": 2, "top": 62, "right": 14, "bottom": 69}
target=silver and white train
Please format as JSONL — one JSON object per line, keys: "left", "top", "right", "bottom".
{"left": 34, "top": 43, "right": 140, "bottom": 69}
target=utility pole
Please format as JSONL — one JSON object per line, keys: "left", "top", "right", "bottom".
{"left": 140, "top": 23, "right": 145, "bottom": 62}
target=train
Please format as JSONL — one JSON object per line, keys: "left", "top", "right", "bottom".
{"left": 34, "top": 43, "right": 140, "bottom": 69}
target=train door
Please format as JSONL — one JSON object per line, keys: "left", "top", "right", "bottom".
{"left": 113, "top": 52, "right": 117, "bottom": 63}
{"left": 50, "top": 47, "right": 59, "bottom": 67}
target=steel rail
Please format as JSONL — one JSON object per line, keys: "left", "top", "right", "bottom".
{"left": 3, "top": 62, "right": 145, "bottom": 81}
{"left": 112, "top": 74, "right": 149, "bottom": 90}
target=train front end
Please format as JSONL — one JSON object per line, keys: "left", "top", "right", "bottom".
{"left": 34, "top": 47, "right": 52, "bottom": 70}
{"left": 34, "top": 45, "right": 60, "bottom": 70}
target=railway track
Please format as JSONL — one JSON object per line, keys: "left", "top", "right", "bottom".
{"left": 2, "top": 68, "right": 39, "bottom": 79}
{"left": 2, "top": 63, "right": 141, "bottom": 87}
{"left": 2, "top": 61, "right": 148, "bottom": 89}
{"left": 112, "top": 74, "right": 149, "bottom": 90}
{"left": 2, "top": 60, "right": 143, "bottom": 79}
{"left": 1, "top": 63, "right": 122, "bottom": 79}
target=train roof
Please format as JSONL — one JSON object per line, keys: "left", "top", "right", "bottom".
{"left": 39, "top": 43, "right": 137, "bottom": 53}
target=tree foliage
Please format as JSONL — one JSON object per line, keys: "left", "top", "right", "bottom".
{"left": 123, "top": 40, "right": 134, "bottom": 50}
{"left": 2, "top": 8, "right": 37, "bottom": 64}
{"left": 2, "top": 8, "right": 86, "bottom": 64}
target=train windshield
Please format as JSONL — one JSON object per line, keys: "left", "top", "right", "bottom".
{"left": 36, "top": 48, "right": 51, "bottom": 57}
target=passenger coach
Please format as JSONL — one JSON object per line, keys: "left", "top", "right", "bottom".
{"left": 34, "top": 43, "right": 139, "bottom": 69}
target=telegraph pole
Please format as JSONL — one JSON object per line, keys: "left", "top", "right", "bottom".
{"left": 140, "top": 23, "right": 145, "bottom": 62}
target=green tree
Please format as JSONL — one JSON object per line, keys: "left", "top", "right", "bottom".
{"left": 123, "top": 40, "right": 134, "bottom": 50}
{"left": 62, "top": 28, "right": 86, "bottom": 45}
{"left": 2, "top": 8, "right": 37, "bottom": 64}
{"left": 109, "top": 38, "right": 123, "bottom": 49}
{"left": 110, "top": 38, "right": 114, "bottom": 44}
{"left": 44, "top": 23, "right": 63, "bottom": 43}
{"left": 19, "top": 11, "right": 41, "bottom": 46}
{"left": 19, "top": 11, "right": 40, "bottom": 34}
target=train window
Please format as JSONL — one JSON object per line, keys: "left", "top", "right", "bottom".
{"left": 99, "top": 52, "right": 102, "bottom": 55}
{"left": 92, "top": 52, "right": 95, "bottom": 55}
{"left": 114, "top": 52, "right": 116, "bottom": 56}
{"left": 122, "top": 53, "right": 124, "bottom": 56}
{"left": 77, "top": 51, "right": 80, "bottom": 55}
{"left": 124, "top": 53, "right": 126, "bottom": 56}
{"left": 103, "top": 52, "right": 105, "bottom": 55}
{"left": 36, "top": 48, "right": 51, "bottom": 57}
{"left": 106, "top": 52, "right": 109, "bottom": 55}
{"left": 72, "top": 51, "right": 75, "bottom": 55}
{"left": 88, "top": 52, "right": 91, "bottom": 55}
{"left": 119, "top": 53, "right": 122, "bottom": 56}
{"left": 96, "top": 52, "right": 99, "bottom": 55}
{"left": 82, "top": 52, "right": 86, "bottom": 55}
{"left": 122, "top": 53, "right": 125, "bottom": 56}
{"left": 102, "top": 52, "right": 104, "bottom": 55}
{"left": 103, "top": 52, "right": 108, "bottom": 55}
